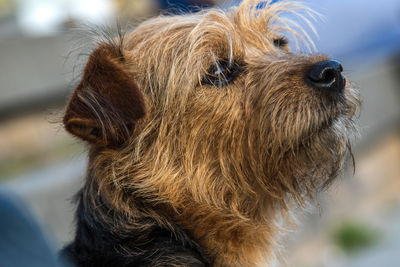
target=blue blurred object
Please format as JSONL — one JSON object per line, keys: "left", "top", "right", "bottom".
{"left": 158, "top": 0, "right": 214, "bottom": 13}
{"left": 0, "top": 188, "right": 68, "bottom": 267}
{"left": 300, "top": 0, "right": 400, "bottom": 65}
{"left": 256, "top": 0, "right": 280, "bottom": 9}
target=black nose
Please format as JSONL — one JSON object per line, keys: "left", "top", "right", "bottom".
{"left": 307, "top": 60, "right": 345, "bottom": 93}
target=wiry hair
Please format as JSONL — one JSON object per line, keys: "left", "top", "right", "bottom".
{"left": 63, "top": 1, "right": 360, "bottom": 266}
{"left": 235, "top": 0, "right": 320, "bottom": 51}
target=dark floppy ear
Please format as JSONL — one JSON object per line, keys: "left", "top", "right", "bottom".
{"left": 63, "top": 44, "right": 146, "bottom": 147}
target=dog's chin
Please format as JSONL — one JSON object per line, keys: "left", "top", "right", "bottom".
{"left": 296, "top": 115, "right": 345, "bottom": 150}
{"left": 319, "top": 116, "right": 338, "bottom": 134}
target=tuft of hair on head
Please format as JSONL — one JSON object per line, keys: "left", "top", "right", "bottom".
{"left": 234, "top": 0, "right": 321, "bottom": 52}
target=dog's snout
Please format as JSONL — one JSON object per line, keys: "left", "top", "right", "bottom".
{"left": 307, "top": 60, "right": 345, "bottom": 93}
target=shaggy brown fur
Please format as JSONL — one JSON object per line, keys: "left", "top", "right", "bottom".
{"left": 63, "top": 1, "right": 360, "bottom": 266}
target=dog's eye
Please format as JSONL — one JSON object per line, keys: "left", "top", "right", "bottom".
{"left": 273, "top": 37, "right": 288, "bottom": 49}
{"left": 202, "top": 60, "right": 241, "bottom": 87}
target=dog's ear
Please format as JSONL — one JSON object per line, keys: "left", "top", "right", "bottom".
{"left": 63, "top": 44, "right": 146, "bottom": 147}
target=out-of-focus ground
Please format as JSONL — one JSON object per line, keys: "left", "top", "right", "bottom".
{"left": 0, "top": 0, "right": 399, "bottom": 266}
{"left": 283, "top": 130, "right": 400, "bottom": 267}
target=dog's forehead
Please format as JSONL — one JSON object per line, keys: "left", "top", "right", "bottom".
{"left": 126, "top": 8, "right": 281, "bottom": 59}
{"left": 128, "top": 14, "right": 237, "bottom": 53}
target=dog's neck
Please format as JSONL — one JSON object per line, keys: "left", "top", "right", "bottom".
{"left": 87, "top": 149, "right": 281, "bottom": 266}
{"left": 170, "top": 196, "right": 279, "bottom": 267}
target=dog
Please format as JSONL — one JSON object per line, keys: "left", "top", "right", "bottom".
{"left": 62, "top": 1, "right": 360, "bottom": 266}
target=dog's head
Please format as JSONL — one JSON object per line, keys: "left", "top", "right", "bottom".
{"left": 64, "top": 0, "right": 360, "bottom": 213}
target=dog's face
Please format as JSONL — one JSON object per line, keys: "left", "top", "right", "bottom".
{"left": 64, "top": 0, "right": 359, "bottom": 210}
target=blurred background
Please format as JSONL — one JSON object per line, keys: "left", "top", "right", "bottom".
{"left": 0, "top": 0, "right": 399, "bottom": 266}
